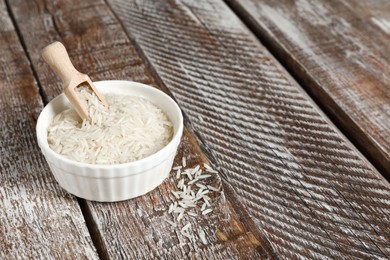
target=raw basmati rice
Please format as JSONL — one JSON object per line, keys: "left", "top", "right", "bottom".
{"left": 202, "top": 208, "right": 212, "bottom": 215}
{"left": 167, "top": 159, "right": 221, "bottom": 243}
{"left": 198, "top": 229, "right": 207, "bottom": 245}
{"left": 188, "top": 212, "right": 197, "bottom": 217}
{"left": 176, "top": 169, "right": 181, "bottom": 179}
{"left": 182, "top": 223, "right": 191, "bottom": 232}
{"left": 47, "top": 87, "right": 173, "bottom": 164}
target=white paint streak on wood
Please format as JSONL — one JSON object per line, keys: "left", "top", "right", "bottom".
{"left": 109, "top": 0, "right": 390, "bottom": 258}
{"left": 233, "top": 0, "right": 390, "bottom": 174}
{"left": 296, "top": 0, "right": 332, "bottom": 26}
{"left": 86, "top": 134, "right": 265, "bottom": 259}
{"left": 258, "top": 3, "right": 334, "bottom": 77}
{"left": 182, "top": 0, "right": 245, "bottom": 33}
{"left": 9, "top": 0, "right": 270, "bottom": 258}
{"left": 295, "top": 0, "right": 384, "bottom": 77}
{"left": 371, "top": 17, "right": 390, "bottom": 34}
{"left": 0, "top": 0, "right": 98, "bottom": 258}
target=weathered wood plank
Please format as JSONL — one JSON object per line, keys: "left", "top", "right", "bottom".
{"left": 226, "top": 0, "right": 390, "bottom": 174}
{"left": 85, "top": 130, "right": 272, "bottom": 259}
{"left": 0, "top": 0, "right": 98, "bottom": 258}
{"left": 105, "top": 0, "right": 390, "bottom": 258}
{"left": 9, "top": 0, "right": 275, "bottom": 258}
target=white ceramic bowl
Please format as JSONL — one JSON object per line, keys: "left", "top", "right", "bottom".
{"left": 36, "top": 81, "right": 183, "bottom": 202}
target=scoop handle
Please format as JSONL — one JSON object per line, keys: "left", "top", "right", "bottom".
{"left": 42, "top": 42, "right": 78, "bottom": 87}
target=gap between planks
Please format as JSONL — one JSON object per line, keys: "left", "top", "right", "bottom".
{"left": 105, "top": 0, "right": 390, "bottom": 258}
{"left": 103, "top": 0, "right": 232, "bottom": 183}
{"left": 77, "top": 198, "right": 110, "bottom": 260}
{"left": 6, "top": 0, "right": 277, "bottom": 257}
{"left": 0, "top": 0, "right": 98, "bottom": 258}
{"left": 105, "top": 0, "right": 276, "bottom": 256}
{"left": 3, "top": 0, "right": 104, "bottom": 257}
{"left": 99, "top": 7, "right": 278, "bottom": 254}
{"left": 223, "top": 0, "right": 389, "bottom": 176}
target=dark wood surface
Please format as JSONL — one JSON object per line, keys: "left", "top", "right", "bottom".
{"left": 226, "top": 0, "right": 390, "bottom": 174}
{"left": 0, "top": 0, "right": 98, "bottom": 258}
{"left": 7, "top": 0, "right": 273, "bottom": 258}
{"left": 1, "top": 0, "right": 390, "bottom": 259}
{"left": 107, "top": 0, "right": 390, "bottom": 258}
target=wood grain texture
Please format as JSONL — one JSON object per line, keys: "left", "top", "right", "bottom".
{"left": 106, "top": 0, "right": 390, "bottom": 258}
{"left": 85, "top": 130, "right": 272, "bottom": 259}
{"left": 226, "top": 0, "right": 390, "bottom": 174}
{"left": 8, "top": 0, "right": 274, "bottom": 258}
{"left": 0, "top": 0, "right": 98, "bottom": 258}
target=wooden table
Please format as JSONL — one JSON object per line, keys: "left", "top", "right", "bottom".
{"left": 1, "top": 0, "right": 389, "bottom": 259}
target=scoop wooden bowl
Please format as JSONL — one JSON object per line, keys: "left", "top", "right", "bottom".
{"left": 41, "top": 41, "right": 108, "bottom": 121}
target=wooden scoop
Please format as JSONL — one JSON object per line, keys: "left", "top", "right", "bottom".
{"left": 42, "top": 41, "right": 108, "bottom": 122}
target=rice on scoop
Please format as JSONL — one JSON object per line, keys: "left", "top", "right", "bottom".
{"left": 47, "top": 87, "right": 173, "bottom": 164}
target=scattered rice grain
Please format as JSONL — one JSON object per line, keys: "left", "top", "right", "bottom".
{"left": 182, "top": 157, "right": 186, "bottom": 167}
{"left": 199, "top": 229, "right": 207, "bottom": 245}
{"left": 196, "top": 183, "right": 207, "bottom": 189}
{"left": 207, "top": 168, "right": 218, "bottom": 174}
{"left": 186, "top": 171, "right": 193, "bottom": 180}
{"left": 171, "top": 191, "right": 180, "bottom": 199}
{"left": 182, "top": 223, "right": 191, "bottom": 232}
{"left": 168, "top": 204, "right": 174, "bottom": 213}
{"left": 196, "top": 174, "right": 211, "bottom": 179}
{"left": 202, "top": 209, "right": 212, "bottom": 215}
{"left": 187, "top": 179, "right": 198, "bottom": 185}
{"left": 207, "top": 185, "right": 220, "bottom": 192}
{"left": 177, "top": 179, "right": 184, "bottom": 189}
{"left": 177, "top": 212, "right": 184, "bottom": 221}
{"left": 176, "top": 169, "right": 181, "bottom": 179}
{"left": 168, "top": 162, "right": 222, "bottom": 243}
{"left": 188, "top": 212, "right": 197, "bottom": 217}
{"left": 201, "top": 203, "right": 207, "bottom": 211}
{"left": 174, "top": 207, "right": 184, "bottom": 214}
{"left": 191, "top": 165, "right": 200, "bottom": 175}
{"left": 178, "top": 202, "right": 189, "bottom": 209}
{"left": 181, "top": 231, "right": 193, "bottom": 239}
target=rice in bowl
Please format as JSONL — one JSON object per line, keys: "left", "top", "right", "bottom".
{"left": 47, "top": 87, "right": 173, "bottom": 164}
